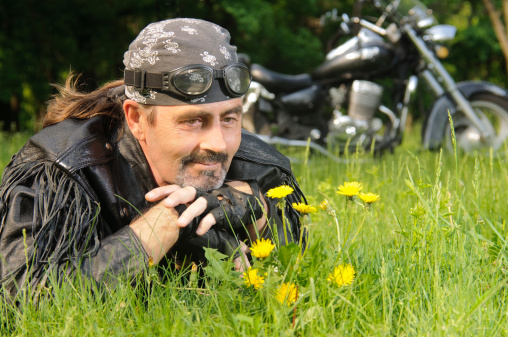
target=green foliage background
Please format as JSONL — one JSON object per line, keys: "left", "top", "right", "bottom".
{"left": 0, "top": 0, "right": 507, "bottom": 132}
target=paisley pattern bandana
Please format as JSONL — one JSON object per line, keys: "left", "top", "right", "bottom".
{"left": 123, "top": 18, "right": 239, "bottom": 105}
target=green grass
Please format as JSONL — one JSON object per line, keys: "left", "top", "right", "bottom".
{"left": 2, "top": 127, "right": 508, "bottom": 336}
{"left": 0, "top": 132, "right": 29, "bottom": 172}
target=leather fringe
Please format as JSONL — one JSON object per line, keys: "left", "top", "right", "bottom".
{"left": 0, "top": 161, "right": 101, "bottom": 293}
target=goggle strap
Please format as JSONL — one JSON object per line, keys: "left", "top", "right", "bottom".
{"left": 124, "top": 68, "right": 165, "bottom": 91}
{"left": 213, "top": 69, "right": 225, "bottom": 79}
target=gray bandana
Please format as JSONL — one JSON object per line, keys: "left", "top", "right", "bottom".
{"left": 123, "top": 18, "right": 239, "bottom": 105}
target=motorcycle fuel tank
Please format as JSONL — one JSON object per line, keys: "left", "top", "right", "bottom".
{"left": 313, "top": 29, "right": 394, "bottom": 81}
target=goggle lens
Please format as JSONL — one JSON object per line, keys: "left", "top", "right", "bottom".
{"left": 173, "top": 68, "right": 213, "bottom": 95}
{"left": 225, "top": 66, "right": 251, "bottom": 95}
{"left": 172, "top": 64, "right": 250, "bottom": 97}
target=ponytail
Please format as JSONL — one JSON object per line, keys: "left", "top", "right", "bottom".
{"left": 43, "top": 73, "right": 125, "bottom": 128}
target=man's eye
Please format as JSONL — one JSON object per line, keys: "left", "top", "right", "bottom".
{"left": 185, "top": 119, "right": 200, "bottom": 125}
{"left": 222, "top": 117, "right": 237, "bottom": 123}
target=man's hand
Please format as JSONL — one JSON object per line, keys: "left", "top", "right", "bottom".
{"left": 145, "top": 182, "right": 267, "bottom": 238}
{"left": 172, "top": 227, "right": 251, "bottom": 272}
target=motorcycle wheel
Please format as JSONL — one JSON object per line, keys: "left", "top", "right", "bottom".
{"left": 444, "top": 93, "right": 508, "bottom": 153}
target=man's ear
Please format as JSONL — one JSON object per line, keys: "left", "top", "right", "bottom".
{"left": 123, "top": 99, "right": 147, "bottom": 141}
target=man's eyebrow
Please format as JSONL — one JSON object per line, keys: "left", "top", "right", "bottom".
{"left": 177, "top": 105, "right": 243, "bottom": 120}
{"left": 221, "top": 105, "right": 243, "bottom": 117}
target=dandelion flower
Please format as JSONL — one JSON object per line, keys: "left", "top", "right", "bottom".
{"left": 276, "top": 282, "right": 298, "bottom": 306}
{"left": 359, "top": 192, "right": 380, "bottom": 204}
{"left": 250, "top": 238, "right": 275, "bottom": 259}
{"left": 266, "top": 185, "right": 294, "bottom": 199}
{"left": 337, "top": 182, "right": 362, "bottom": 197}
{"left": 319, "top": 199, "right": 331, "bottom": 211}
{"left": 292, "top": 202, "right": 317, "bottom": 214}
{"left": 243, "top": 267, "right": 265, "bottom": 289}
{"left": 327, "top": 263, "right": 356, "bottom": 287}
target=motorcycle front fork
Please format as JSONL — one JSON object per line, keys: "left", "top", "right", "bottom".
{"left": 405, "top": 25, "right": 493, "bottom": 141}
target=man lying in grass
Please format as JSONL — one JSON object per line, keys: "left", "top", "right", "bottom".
{"left": 0, "top": 18, "right": 306, "bottom": 300}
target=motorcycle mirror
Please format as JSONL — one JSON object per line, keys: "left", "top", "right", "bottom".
{"left": 341, "top": 22, "right": 351, "bottom": 34}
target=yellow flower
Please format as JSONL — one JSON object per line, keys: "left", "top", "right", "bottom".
{"left": 250, "top": 238, "right": 275, "bottom": 259}
{"left": 292, "top": 202, "right": 317, "bottom": 214}
{"left": 359, "top": 192, "right": 380, "bottom": 204}
{"left": 243, "top": 267, "right": 265, "bottom": 289}
{"left": 337, "top": 182, "right": 362, "bottom": 197}
{"left": 276, "top": 282, "right": 298, "bottom": 306}
{"left": 266, "top": 185, "right": 294, "bottom": 199}
{"left": 319, "top": 199, "right": 331, "bottom": 211}
{"left": 327, "top": 263, "right": 356, "bottom": 287}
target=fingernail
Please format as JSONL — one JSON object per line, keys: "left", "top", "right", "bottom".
{"left": 145, "top": 192, "right": 154, "bottom": 200}
{"left": 196, "top": 228, "right": 202, "bottom": 235}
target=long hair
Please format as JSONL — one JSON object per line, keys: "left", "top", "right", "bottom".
{"left": 43, "top": 74, "right": 126, "bottom": 128}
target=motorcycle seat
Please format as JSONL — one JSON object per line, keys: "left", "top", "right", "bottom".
{"left": 251, "top": 64, "right": 313, "bottom": 94}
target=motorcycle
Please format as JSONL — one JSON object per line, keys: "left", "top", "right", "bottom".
{"left": 240, "top": 0, "right": 508, "bottom": 158}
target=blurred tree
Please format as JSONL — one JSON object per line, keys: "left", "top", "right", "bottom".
{"left": 481, "top": 0, "right": 508, "bottom": 75}
{"left": 0, "top": 0, "right": 171, "bottom": 132}
{"left": 0, "top": 0, "right": 506, "bottom": 131}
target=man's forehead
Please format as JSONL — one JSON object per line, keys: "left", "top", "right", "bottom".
{"left": 157, "top": 99, "right": 243, "bottom": 117}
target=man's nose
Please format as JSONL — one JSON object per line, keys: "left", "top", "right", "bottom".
{"left": 200, "top": 123, "right": 227, "bottom": 154}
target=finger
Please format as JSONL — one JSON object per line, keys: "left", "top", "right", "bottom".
{"left": 239, "top": 241, "right": 248, "bottom": 253}
{"left": 234, "top": 251, "right": 251, "bottom": 272}
{"left": 176, "top": 197, "right": 208, "bottom": 227}
{"left": 196, "top": 213, "right": 216, "bottom": 235}
{"left": 225, "top": 181, "right": 253, "bottom": 194}
{"left": 145, "top": 185, "right": 181, "bottom": 202}
{"left": 163, "top": 186, "right": 197, "bottom": 208}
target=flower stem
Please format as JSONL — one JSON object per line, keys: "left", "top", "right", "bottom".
{"left": 280, "top": 199, "right": 289, "bottom": 244}
{"left": 351, "top": 212, "right": 367, "bottom": 243}
{"left": 331, "top": 210, "right": 341, "bottom": 252}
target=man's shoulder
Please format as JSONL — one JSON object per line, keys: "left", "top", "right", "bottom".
{"left": 26, "top": 117, "right": 114, "bottom": 174}
{"left": 235, "top": 130, "right": 291, "bottom": 172}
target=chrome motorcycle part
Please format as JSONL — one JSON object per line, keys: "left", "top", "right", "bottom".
{"left": 348, "top": 80, "right": 383, "bottom": 121}
{"left": 255, "top": 135, "right": 357, "bottom": 163}
{"left": 386, "top": 23, "right": 402, "bottom": 43}
{"left": 328, "top": 111, "right": 369, "bottom": 144}
{"left": 444, "top": 94, "right": 508, "bottom": 152}
{"left": 423, "top": 25, "right": 456, "bottom": 42}
{"left": 352, "top": 17, "right": 387, "bottom": 36}
{"left": 310, "top": 129, "right": 322, "bottom": 140}
{"left": 324, "top": 28, "right": 387, "bottom": 61}
{"left": 405, "top": 25, "right": 492, "bottom": 140}
{"left": 423, "top": 81, "right": 508, "bottom": 151}
{"left": 399, "top": 75, "right": 418, "bottom": 134}
{"left": 408, "top": 6, "right": 436, "bottom": 28}
{"left": 421, "top": 69, "right": 445, "bottom": 96}
{"left": 329, "top": 85, "right": 347, "bottom": 108}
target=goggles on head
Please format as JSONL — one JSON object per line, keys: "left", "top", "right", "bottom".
{"left": 124, "top": 63, "right": 251, "bottom": 98}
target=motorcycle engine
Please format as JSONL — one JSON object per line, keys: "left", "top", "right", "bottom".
{"left": 328, "top": 80, "right": 383, "bottom": 146}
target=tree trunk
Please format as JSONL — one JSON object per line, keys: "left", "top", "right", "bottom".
{"left": 482, "top": 0, "right": 508, "bottom": 75}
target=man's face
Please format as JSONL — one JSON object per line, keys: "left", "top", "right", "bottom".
{"left": 138, "top": 98, "right": 243, "bottom": 191}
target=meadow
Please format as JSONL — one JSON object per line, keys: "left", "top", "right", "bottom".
{"left": 1, "top": 126, "right": 508, "bottom": 336}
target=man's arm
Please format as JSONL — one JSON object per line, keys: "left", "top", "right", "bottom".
{"left": 129, "top": 201, "right": 180, "bottom": 265}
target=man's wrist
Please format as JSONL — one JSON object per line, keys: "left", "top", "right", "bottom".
{"left": 129, "top": 202, "right": 180, "bottom": 264}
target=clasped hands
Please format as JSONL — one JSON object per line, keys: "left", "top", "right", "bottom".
{"left": 144, "top": 181, "right": 265, "bottom": 270}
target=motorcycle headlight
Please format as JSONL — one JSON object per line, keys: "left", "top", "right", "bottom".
{"left": 434, "top": 45, "right": 449, "bottom": 59}
{"left": 423, "top": 25, "right": 457, "bottom": 42}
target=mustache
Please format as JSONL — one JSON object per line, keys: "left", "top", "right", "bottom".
{"left": 181, "top": 151, "right": 229, "bottom": 165}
